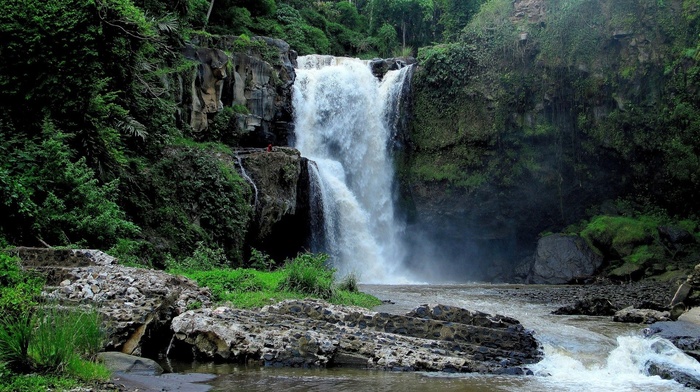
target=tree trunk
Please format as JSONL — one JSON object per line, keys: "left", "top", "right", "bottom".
{"left": 204, "top": 0, "right": 215, "bottom": 30}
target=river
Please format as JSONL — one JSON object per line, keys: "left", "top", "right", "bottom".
{"left": 167, "top": 284, "right": 699, "bottom": 391}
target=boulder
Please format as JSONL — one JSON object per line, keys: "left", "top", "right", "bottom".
{"left": 369, "top": 57, "right": 416, "bottom": 79}
{"left": 671, "top": 263, "right": 700, "bottom": 311}
{"left": 97, "top": 352, "right": 163, "bottom": 376}
{"left": 613, "top": 306, "right": 671, "bottom": 324}
{"left": 644, "top": 338, "right": 700, "bottom": 389}
{"left": 527, "top": 234, "right": 604, "bottom": 284}
{"left": 552, "top": 297, "right": 616, "bottom": 316}
{"left": 14, "top": 248, "right": 212, "bottom": 356}
{"left": 647, "top": 313, "right": 700, "bottom": 361}
{"left": 171, "top": 299, "right": 542, "bottom": 374}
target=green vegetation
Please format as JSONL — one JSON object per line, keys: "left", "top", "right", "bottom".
{"left": 565, "top": 209, "right": 700, "bottom": 279}
{"left": 173, "top": 252, "right": 381, "bottom": 309}
{"left": 405, "top": 0, "right": 700, "bottom": 252}
{"left": 0, "top": 253, "right": 109, "bottom": 391}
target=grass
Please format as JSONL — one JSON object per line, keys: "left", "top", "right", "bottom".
{"left": 0, "top": 305, "right": 110, "bottom": 392}
{"left": 175, "top": 253, "right": 382, "bottom": 309}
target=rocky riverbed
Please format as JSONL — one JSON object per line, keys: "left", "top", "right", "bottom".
{"left": 10, "top": 248, "right": 700, "bottom": 390}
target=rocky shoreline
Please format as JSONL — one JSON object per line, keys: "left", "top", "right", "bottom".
{"left": 10, "top": 248, "right": 700, "bottom": 390}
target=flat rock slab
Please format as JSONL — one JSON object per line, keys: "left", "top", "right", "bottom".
{"left": 171, "top": 299, "right": 542, "bottom": 374}
{"left": 112, "top": 372, "right": 216, "bottom": 392}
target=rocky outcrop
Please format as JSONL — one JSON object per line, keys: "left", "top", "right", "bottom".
{"left": 180, "top": 36, "right": 296, "bottom": 145}
{"left": 671, "top": 263, "right": 700, "bottom": 309}
{"left": 220, "top": 36, "right": 296, "bottom": 146}
{"left": 171, "top": 299, "right": 542, "bottom": 374}
{"left": 511, "top": 0, "right": 546, "bottom": 23}
{"left": 182, "top": 47, "right": 229, "bottom": 132}
{"left": 13, "top": 248, "right": 212, "bottom": 356}
{"left": 527, "top": 234, "right": 604, "bottom": 284}
{"left": 369, "top": 57, "right": 416, "bottom": 79}
{"left": 235, "top": 147, "right": 313, "bottom": 260}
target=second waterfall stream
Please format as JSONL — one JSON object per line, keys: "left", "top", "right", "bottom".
{"left": 293, "top": 55, "right": 412, "bottom": 284}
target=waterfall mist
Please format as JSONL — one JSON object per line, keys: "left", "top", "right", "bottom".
{"left": 293, "top": 56, "right": 414, "bottom": 284}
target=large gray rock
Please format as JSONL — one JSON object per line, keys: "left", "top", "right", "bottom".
{"left": 528, "top": 234, "right": 604, "bottom": 284}
{"left": 644, "top": 338, "right": 700, "bottom": 389}
{"left": 14, "top": 248, "right": 212, "bottom": 356}
{"left": 613, "top": 306, "right": 671, "bottom": 324}
{"left": 171, "top": 299, "right": 542, "bottom": 374}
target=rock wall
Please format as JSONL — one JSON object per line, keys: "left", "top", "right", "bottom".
{"left": 236, "top": 147, "right": 314, "bottom": 260}
{"left": 182, "top": 47, "right": 229, "bottom": 132}
{"left": 400, "top": 0, "right": 698, "bottom": 282}
{"left": 182, "top": 36, "right": 297, "bottom": 147}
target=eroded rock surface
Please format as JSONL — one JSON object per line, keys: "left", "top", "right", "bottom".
{"left": 13, "top": 248, "right": 212, "bottom": 356}
{"left": 171, "top": 299, "right": 541, "bottom": 374}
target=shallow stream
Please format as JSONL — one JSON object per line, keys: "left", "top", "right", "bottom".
{"left": 166, "top": 284, "right": 700, "bottom": 391}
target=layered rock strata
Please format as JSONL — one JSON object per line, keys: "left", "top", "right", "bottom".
{"left": 171, "top": 299, "right": 542, "bottom": 374}
{"left": 14, "top": 248, "right": 212, "bottom": 356}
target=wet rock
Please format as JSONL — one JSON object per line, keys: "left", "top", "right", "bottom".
{"left": 647, "top": 316, "right": 700, "bottom": 361}
{"left": 527, "top": 234, "right": 604, "bottom": 284}
{"left": 552, "top": 297, "right": 616, "bottom": 316}
{"left": 613, "top": 307, "right": 671, "bottom": 324}
{"left": 171, "top": 299, "right": 542, "bottom": 374}
{"left": 97, "top": 352, "right": 163, "bottom": 376}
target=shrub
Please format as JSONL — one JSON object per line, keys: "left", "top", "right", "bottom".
{"left": 581, "top": 215, "right": 659, "bottom": 257}
{"left": 278, "top": 253, "right": 335, "bottom": 299}
{"left": 0, "top": 253, "right": 42, "bottom": 318}
{"left": 250, "top": 248, "right": 275, "bottom": 271}
{"left": 166, "top": 241, "right": 229, "bottom": 272}
{"left": 336, "top": 273, "right": 359, "bottom": 292}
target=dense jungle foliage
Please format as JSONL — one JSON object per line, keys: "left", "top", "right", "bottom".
{"left": 402, "top": 0, "right": 700, "bottom": 279}
{"left": 0, "top": 0, "right": 485, "bottom": 267}
{"left": 0, "top": 0, "right": 698, "bottom": 280}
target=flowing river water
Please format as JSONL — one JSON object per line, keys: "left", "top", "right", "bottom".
{"left": 170, "top": 284, "right": 699, "bottom": 391}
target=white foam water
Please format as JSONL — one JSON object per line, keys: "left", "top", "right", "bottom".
{"left": 293, "top": 56, "right": 412, "bottom": 283}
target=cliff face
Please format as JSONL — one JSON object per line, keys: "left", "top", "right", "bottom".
{"left": 400, "top": 0, "right": 700, "bottom": 281}
{"left": 183, "top": 36, "right": 297, "bottom": 147}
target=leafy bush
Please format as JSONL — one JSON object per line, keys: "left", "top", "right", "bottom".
{"left": 0, "top": 122, "right": 140, "bottom": 249}
{"left": 250, "top": 248, "right": 275, "bottom": 271}
{"left": 166, "top": 241, "right": 230, "bottom": 272}
{"left": 279, "top": 253, "right": 335, "bottom": 299}
{"left": 0, "top": 253, "right": 42, "bottom": 318}
{"left": 581, "top": 215, "right": 659, "bottom": 257}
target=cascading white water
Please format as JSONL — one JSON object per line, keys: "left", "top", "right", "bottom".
{"left": 293, "top": 56, "right": 412, "bottom": 283}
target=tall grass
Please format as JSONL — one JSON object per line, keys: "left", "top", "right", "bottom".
{"left": 0, "top": 305, "right": 106, "bottom": 378}
{"left": 180, "top": 252, "right": 381, "bottom": 308}
{"left": 278, "top": 253, "right": 335, "bottom": 299}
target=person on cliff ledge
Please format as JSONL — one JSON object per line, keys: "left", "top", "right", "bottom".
{"left": 267, "top": 144, "right": 272, "bottom": 152}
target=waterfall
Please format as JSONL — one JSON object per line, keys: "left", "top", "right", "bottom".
{"left": 294, "top": 56, "right": 413, "bottom": 284}
{"left": 235, "top": 152, "right": 258, "bottom": 209}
